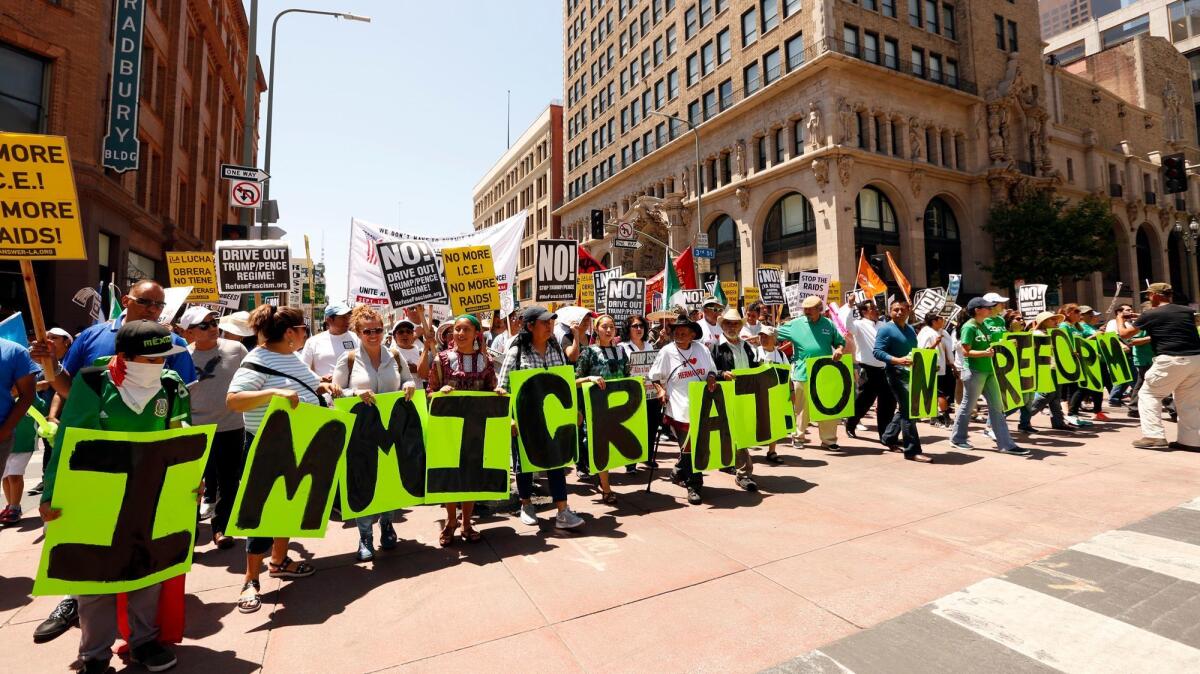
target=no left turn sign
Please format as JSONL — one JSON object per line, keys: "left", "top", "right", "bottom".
{"left": 229, "top": 180, "right": 262, "bottom": 208}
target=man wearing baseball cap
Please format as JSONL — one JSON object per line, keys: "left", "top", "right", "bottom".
{"left": 1116, "top": 283, "right": 1200, "bottom": 449}
{"left": 778, "top": 295, "right": 846, "bottom": 450}
{"left": 699, "top": 297, "right": 724, "bottom": 347}
{"left": 301, "top": 302, "right": 358, "bottom": 381}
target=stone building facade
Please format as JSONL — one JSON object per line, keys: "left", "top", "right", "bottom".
{"left": 472, "top": 104, "right": 564, "bottom": 303}
{"left": 0, "top": 0, "right": 263, "bottom": 331}
{"left": 556, "top": 0, "right": 1199, "bottom": 307}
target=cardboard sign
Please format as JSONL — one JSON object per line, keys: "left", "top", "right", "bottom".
{"left": 730, "top": 364, "right": 794, "bottom": 447}
{"left": 805, "top": 355, "right": 856, "bottom": 421}
{"left": 605, "top": 277, "right": 646, "bottom": 330}
{"left": 911, "top": 288, "right": 947, "bottom": 322}
{"left": 687, "top": 380, "right": 737, "bottom": 472}
{"left": 577, "top": 273, "right": 596, "bottom": 311}
{"left": 784, "top": 283, "right": 806, "bottom": 318}
{"left": 334, "top": 391, "right": 428, "bottom": 518}
{"left": 743, "top": 287, "right": 761, "bottom": 307}
{"left": 946, "top": 274, "right": 961, "bottom": 301}
{"left": 1017, "top": 284, "right": 1048, "bottom": 321}
{"left": 1034, "top": 333, "right": 1057, "bottom": 393}
{"left": 535, "top": 239, "right": 578, "bottom": 302}
{"left": 796, "top": 272, "right": 831, "bottom": 301}
{"left": 757, "top": 268, "right": 785, "bottom": 305}
{"left": 908, "top": 348, "right": 939, "bottom": 419}
{"left": 165, "top": 252, "right": 218, "bottom": 302}
{"left": 679, "top": 288, "right": 704, "bottom": 312}
{"left": 0, "top": 133, "right": 87, "bottom": 259}
{"left": 443, "top": 245, "right": 499, "bottom": 314}
{"left": 424, "top": 392, "right": 511, "bottom": 504}
{"left": 509, "top": 365, "right": 578, "bottom": 472}
{"left": 991, "top": 340, "right": 1025, "bottom": 412}
{"left": 1008, "top": 332, "right": 1037, "bottom": 393}
{"left": 828, "top": 280, "right": 842, "bottom": 304}
{"left": 721, "top": 281, "right": 741, "bottom": 308}
{"left": 227, "top": 398, "right": 354, "bottom": 538}
{"left": 593, "top": 267, "right": 623, "bottom": 313}
{"left": 157, "top": 285, "right": 192, "bottom": 327}
{"left": 215, "top": 240, "right": 291, "bottom": 293}
{"left": 1076, "top": 337, "right": 1104, "bottom": 392}
{"left": 1050, "top": 328, "right": 1082, "bottom": 383}
{"left": 376, "top": 240, "right": 449, "bottom": 308}
{"left": 34, "top": 426, "right": 214, "bottom": 595}
{"left": 628, "top": 350, "right": 658, "bottom": 378}
{"left": 582, "top": 378, "right": 649, "bottom": 472}
{"left": 1097, "top": 333, "right": 1133, "bottom": 386}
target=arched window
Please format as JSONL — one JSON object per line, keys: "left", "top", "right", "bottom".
{"left": 923, "top": 196, "right": 961, "bottom": 288}
{"left": 762, "top": 192, "right": 816, "bottom": 253}
{"left": 1136, "top": 225, "right": 1155, "bottom": 283}
{"left": 923, "top": 197, "right": 958, "bottom": 241}
{"left": 707, "top": 214, "right": 740, "bottom": 281}
{"left": 854, "top": 186, "right": 899, "bottom": 253}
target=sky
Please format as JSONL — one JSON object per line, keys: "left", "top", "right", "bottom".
{"left": 248, "top": 1, "right": 563, "bottom": 302}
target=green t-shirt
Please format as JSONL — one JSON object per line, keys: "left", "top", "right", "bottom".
{"left": 960, "top": 319, "right": 994, "bottom": 373}
{"left": 1132, "top": 330, "right": 1154, "bottom": 367}
{"left": 778, "top": 315, "right": 845, "bottom": 382}
{"left": 43, "top": 367, "right": 190, "bottom": 503}
{"left": 982, "top": 315, "right": 1008, "bottom": 344}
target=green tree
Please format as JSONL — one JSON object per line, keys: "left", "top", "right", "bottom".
{"left": 983, "top": 190, "right": 1117, "bottom": 289}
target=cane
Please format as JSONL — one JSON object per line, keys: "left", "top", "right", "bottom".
{"left": 645, "top": 411, "right": 663, "bottom": 493}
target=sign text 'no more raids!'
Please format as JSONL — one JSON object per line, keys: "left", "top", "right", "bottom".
{"left": 35, "top": 425, "right": 215, "bottom": 595}
{"left": 0, "top": 133, "right": 88, "bottom": 259}
{"left": 535, "top": 239, "right": 578, "bottom": 302}
{"left": 605, "top": 276, "right": 647, "bottom": 330}
{"left": 443, "top": 245, "right": 500, "bottom": 315}
{"left": 375, "top": 239, "right": 448, "bottom": 309}
{"left": 215, "top": 240, "right": 291, "bottom": 293}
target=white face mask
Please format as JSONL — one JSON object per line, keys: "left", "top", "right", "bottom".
{"left": 116, "top": 360, "right": 165, "bottom": 414}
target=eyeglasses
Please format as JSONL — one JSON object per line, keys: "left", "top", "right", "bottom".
{"left": 191, "top": 321, "right": 217, "bottom": 331}
{"left": 361, "top": 328, "right": 385, "bottom": 336}
{"left": 629, "top": 323, "right": 645, "bottom": 329}
{"left": 131, "top": 297, "right": 167, "bottom": 309}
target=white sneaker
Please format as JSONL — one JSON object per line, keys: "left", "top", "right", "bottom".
{"left": 554, "top": 507, "right": 584, "bottom": 530}
{"left": 982, "top": 427, "right": 996, "bottom": 441}
{"left": 519, "top": 503, "right": 538, "bottom": 526}
{"left": 198, "top": 501, "right": 216, "bottom": 520}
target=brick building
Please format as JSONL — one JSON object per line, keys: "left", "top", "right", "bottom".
{"left": 556, "top": 0, "right": 1200, "bottom": 307}
{"left": 0, "top": 0, "right": 264, "bottom": 332}
{"left": 472, "top": 103, "right": 564, "bottom": 303}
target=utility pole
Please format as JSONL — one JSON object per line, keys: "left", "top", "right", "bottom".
{"left": 507, "top": 89, "right": 511, "bottom": 148}
{"left": 239, "top": 0, "right": 259, "bottom": 232}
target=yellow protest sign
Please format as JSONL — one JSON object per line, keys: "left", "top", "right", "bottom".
{"left": 743, "top": 287, "right": 761, "bottom": 306}
{"left": 443, "top": 245, "right": 499, "bottom": 314}
{"left": 166, "top": 252, "right": 219, "bottom": 302}
{"left": 578, "top": 273, "right": 595, "bottom": 311}
{"left": 829, "top": 280, "right": 843, "bottom": 304}
{"left": 721, "top": 281, "right": 740, "bottom": 308}
{"left": 0, "top": 133, "right": 86, "bottom": 259}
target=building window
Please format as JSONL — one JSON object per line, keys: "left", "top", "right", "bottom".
{"left": 910, "top": 1, "right": 922, "bottom": 28}
{"left": 945, "top": 58, "right": 958, "bottom": 86}
{"left": 923, "top": 197, "right": 958, "bottom": 240}
{"left": 994, "top": 15, "right": 1005, "bottom": 50}
{"left": 1101, "top": 15, "right": 1149, "bottom": 48}
{"left": 703, "top": 88, "right": 718, "bottom": 119}
{"left": 857, "top": 111, "right": 868, "bottom": 149}
{"left": 762, "top": 0, "right": 780, "bottom": 33}
{"left": 784, "top": 0, "right": 801, "bottom": 17}
{"left": 687, "top": 52, "right": 700, "bottom": 85}
{"left": 702, "top": 40, "right": 715, "bottom": 75}
{"left": 655, "top": 79, "right": 666, "bottom": 107}
{"left": 929, "top": 53, "right": 942, "bottom": 82}
{"left": 774, "top": 127, "right": 785, "bottom": 163}
{"left": 912, "top": 47, "right": 925, "bottom": 77}
{"left": 668, "top": 68, "right": 680, "bottom": 98}
{"left": 688, "top": 99, "right": 701, "bottom": 126}
{"left": 843, "top": 25, "right": 859, "bottom": 57}
{"left": 943, "top": 4, "right": 956, "bottom": 39}
{"left": 926, "top": 128, "right": 936, "bottom": 164}
{"left": 744, "top": 61, "right": 762, "bottom": 94}
{"left": 717, "top": 28, "right": 731, "bottom": 64}
{"left": 864, "top": 31, "right": 879, "bottom": 64}
{"left": 742, "top": 8, "right": 759, "bottom": 46}
{"left": 708, "top": 214, "right": 741, "bottom": 279}
{"left": 764, "top": 193, "right": 816, "bottom": 244}
{"left": 764, "top": 48, "right": 782, "bottom": 84}
{"left": 787, "top": 31, "right": 806, "bottom": 69}
{"left": 1007, "top": 20, "right": 1018, "bottom": 51}
{"left": 891, "top": 120, "right": 902, "bottom": 155}
{"left": 756, "top": 136, "right": 768, "bottom": 170}
{"left": 793, "top": 119, "right": 805, "bottom": 155}
{"left": 882, "top": 0, "right": 896, "bottom": 18}
{"left": 924, "top": 0, "right": 939, "bottom": 33}
{"left": 873, "top": 116, "right": 884, "bottom": 153}
{"left": 685, "top": 5, "right": 698, "bottom": 38}
{"left": 855, "top": 186, "right": 898, "bottom": 233}
{"left": 1066, "top": 157, "right": 1075, "bottom": 183}
{"left": 719, "top": 78, "right": 733, "bottom": 109}
{"left": 667, "top": 24, "right": 678, "bottom": 54}
{"left": 0, "top": 44, "right": 48, "bottom": 132}
{"left": 884, "top": 37, "right": 898, "bottom": 70}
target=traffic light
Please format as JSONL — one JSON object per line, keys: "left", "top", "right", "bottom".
{"left": 1164, "top": 153, "right": 1187, "bottom": 195}
{"left": 590, "top": 209, "right": 604, "bottom": 239}
{"left": 221, "top": 223, "right": 249, "bottom": 240}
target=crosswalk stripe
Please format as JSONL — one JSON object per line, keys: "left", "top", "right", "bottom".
{"left": 1070, "top": 530, "right": 1200, "bottom": 585}
{"left": 930, "top": 577, "right": 1200, "bottom": 674}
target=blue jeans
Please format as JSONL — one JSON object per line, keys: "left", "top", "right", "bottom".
{"left": 512, "top": 438, "right": 568, "bottom": 502}
{"left": 951, "top": 368, "right": 1016, "bottom": 450}
{"left": 356, "top": 511, "right": 393, "bottom": 540}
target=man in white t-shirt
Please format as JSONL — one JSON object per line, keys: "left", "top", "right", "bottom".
{"left": 700, "top": 297, "right": 724, "bottom": 347}
{"left": 302, "top": 302, "right": 359, "bottom": 381}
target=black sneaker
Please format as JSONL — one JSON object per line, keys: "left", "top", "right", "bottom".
{"left": 130, "top": 640, "right": 177, "bottom": 672}
{"left": 765, "top": 452, "right": 784, "bottom": 464}
{"left": 669, "top": 468, "right": 687, "bottom": 485}
{"left": 79, "top": 659, "right": 115, "bottom": 674}
{"left": 27, "top": 481, "right": 43, "bottom": 495}
{"left": 999, "top": 446, "right": 1032, "bottom": 456}
{"left": 625, "top": 464, "right": 637, "bottom": 473}
{"left": 719, "top": 467, "right": 736, "bottom": 475}
{"left": 735, "top": 475, "right": 759, "bottom": 492}
{"left": 576, "top": 470, "right": 595, "bottom": 484}
{"left": 686, "top": 485, "right": 703, "bottom": 505}
{"left": 33, "top": 597, "right": 78, "bottom": 643}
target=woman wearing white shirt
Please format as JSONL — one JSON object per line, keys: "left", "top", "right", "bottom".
{"left": 916, "top": 313, "right": 956, "bottom": 427}
{"left": 755, "top": 325, "right": 788, "bottom": 464}
{"left": 621, "top": 314, "right": 660, "bottom": 473}
{"left": 333, "top": 305, "right": 416, "bottom": 563}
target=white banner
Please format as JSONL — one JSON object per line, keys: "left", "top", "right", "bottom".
{"left": 347, "top": 211, "right": 525, "bottom": 308}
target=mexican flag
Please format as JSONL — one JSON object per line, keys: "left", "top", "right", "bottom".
{"left": 665, "top": 253, "right": 683, "bottom": 309}
{"left": 712, "top": 276, "right": 728, "bottom": 306}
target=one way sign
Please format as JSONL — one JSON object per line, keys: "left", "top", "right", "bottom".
{"left": 220, "top": 163, "right": 270, "bottom": 182}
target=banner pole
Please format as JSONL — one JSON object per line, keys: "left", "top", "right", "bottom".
{"left": 21, "top": 260, "right": 56, "bottom": 374}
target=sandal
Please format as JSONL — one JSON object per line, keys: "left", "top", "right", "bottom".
{"left": 601, "top": 491, "right": 618, "bottom": 505}
{"left": 439, "top": 522, "right": 457, "bottom": 547}
{"left": 461, "top": 526, "right": 482, "bottom": 544}
{"left": 237, "top": 580, "right": 261, "bottom": 614}
{"left": 268, "top": 556, "right": 315, "bottom": 579}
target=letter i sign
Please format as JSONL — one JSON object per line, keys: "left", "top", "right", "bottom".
{"left": 230, "top": 180, "right": 262, "bottom": 208}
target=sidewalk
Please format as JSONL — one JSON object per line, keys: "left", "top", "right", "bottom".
{"left": 2, "top": 412, "right": 1198, "bottom": 673}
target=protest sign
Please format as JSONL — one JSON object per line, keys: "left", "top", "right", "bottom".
{"left": 730, "top": 364, "right": 794, "bottom": 447}
{"left": 376, "top": 240, "right": 448, "bottom": 308}
{"left": 577, "top": 273, "right": 596, "bottom": 311}
{"left": 991, "top": 340, "right": 1025, "bottom": 412}
{"left": 796, "top": 272, "right": 831, "bottom": 300}
{"left": 1050, "top": 328, "right": 1082, "bottom": 382}
{"left": 424, "top": 392, "right": 511, "bottom": 503}
{"left": 688, "top": 380, "right": 737, "bottom": 472}
{"left": 509, "top": 365, "right": 578, "bottom": 472}
{"left": 721, "top": 281, "right": 741, "bottom": 308}
{"left": 679, "top": 288, "right": 704, "bottom": 312}
{"left": 582, "top": 378, "right": 649, "bottom": 472}
{"left": 536, "top": 239, "right": 579, "bottom": 301}
{"left": 1033, "top": 333, "right": 1057, "bottom": 394}
{"left": 165, "top": 252, "right": 218, "bottom": 302}
{"left": 288, "top": 259, "right": 307, "bottom": 307}
{"left": 805, "top": 355, "right": 856, "bottom": 421}
{"left": 911, "top": 288, "right": 947, "bottom": 322}
{"left": 1076, "top": 338, "right": 1104, "bottom": 392}
{"left": 783, "top": 283, "right": 806, "bottom": 317}
{"left": 1017, "top": 284, "right": 1048, "bottom": 321}
{"left": 443, "top": 245, "right": 499, "bottom": 314}
{"left": 947, "top": 274, "right": 962, "bottom": 301}
{"left": 215, "top": 240, "right": 291, "bottom": 293}
{"left": 0, "top": 133, "right": 87, "bottom": 259}
{"left": 757, "top": 268, "right": 785, "bottom": 305}
{"left": 334, "top": 391, "right": 427, "bottom": 518}
{"left": 908, "top": 349, "right": 939, "bottom": 419}
{"left": 157, "top": 285, "right": 191, "bottom": 327}
{"left": 628, "top": 350, "right": 658, "bottom": 378}
{"left": 938, "top": 301, "right": 964, "bottom": 326}
{"left": 34, "top": 426, "right": 213, "bottom": 596}
{"left": 605, "top": 277, "right": 646, "bottom": 330}
{"left": 1097, "top": 333, "right": 1134, "bottom": 385}
{"left": 743, "top": 287, "right": 761, "bottom": 307}
{"left": 227, "top": 398, "right": 353, "bottom": 538}
{"left": 593, "top": 266, "right": 623, "bottom": 313}
{"left": 1008, "top": 332, "right": 1037, "bottom": 393}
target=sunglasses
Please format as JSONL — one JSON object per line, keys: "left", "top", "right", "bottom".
{"left": 394, "top": 328, "right": 415, "bottom": 334}
{"left": 131, "top": 297, "right": 167, "bottom": 309}
{"left": 629, "top": 323, "right": 645, "bottom": 329}
{"left": 191, "top": 321, "right": 217, "bottom": 331}
{"left": 361, "top": 328, "right": 385, "bottom": 336}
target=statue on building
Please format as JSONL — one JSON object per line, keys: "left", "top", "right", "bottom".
{"left": 681, "top": 167, "right": 690, "bottom": 196}
{"left": 807, "top": 101, "right": 823, "bottom": 151}
{"left": 812, "top": 157, "right": 829, "bottom": 188}
{"left": 987, "top": 104, "right": 1005, "bottom": 162}
{"left": 734, "top": 140, "right": 746, "bottom": 178}
{"left": 909, "top": 169, "right": 924, "bottom": 197}
{"left": 736, "top": 186, "right": 750, "bottom": 209}
{"left": 837, "top": 97, "right": 855, "bottom": 145}
{"left": 1163, "top": 78, "right": 1184, "bottom": 142}
{"left": 908, "top": 118, "right": 923, "bottom": 160}
{"left": 837, "top": 155, "right": 854, "bottom": 187}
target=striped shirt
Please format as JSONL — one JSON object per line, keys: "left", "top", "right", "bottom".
{"left": 228, "top": 347, "right": 322, "bottom": 434}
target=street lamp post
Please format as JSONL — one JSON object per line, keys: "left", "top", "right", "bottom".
{"left": 259, "top": 9, "right": 371, "bottom": 239}
{"left": 1174, "top": 217, "right": 1200, "bottom": 299}
{"left": 647, "top": 110, "right": 702, "bottom": 248}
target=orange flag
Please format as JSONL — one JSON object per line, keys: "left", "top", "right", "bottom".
{"left": 885, "top": 250, "right": 912, "bottom": 303}
{"left": 856, "top": 249, "right": 887, "bottom": 297}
